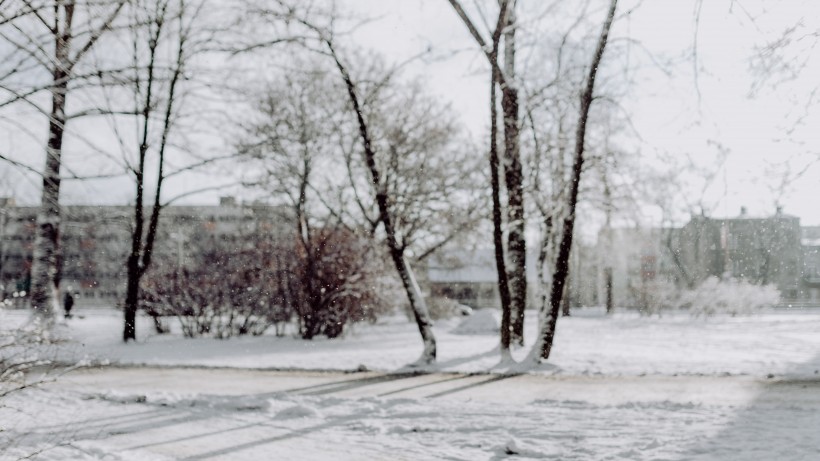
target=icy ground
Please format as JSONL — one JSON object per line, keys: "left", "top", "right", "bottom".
{"left": 2, "top": 307, "right": 820, "bottom": 460}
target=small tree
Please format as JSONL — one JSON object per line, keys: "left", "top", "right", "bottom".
{"left": 119, "top": 0, "right": 209, "bottom": 342}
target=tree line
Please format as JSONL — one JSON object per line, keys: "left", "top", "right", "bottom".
{"left": 0, "top": 0, "right": 700, "bottom": 366}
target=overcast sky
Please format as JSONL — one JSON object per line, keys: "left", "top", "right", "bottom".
{"left": 1, "top": 0, "right": 819, "bottom": 228}
{"left": 342, "top": 0, "right": 820, "bottom": 225}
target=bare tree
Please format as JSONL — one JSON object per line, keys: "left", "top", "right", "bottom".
{"left": 117, "top": 0, "right": 206, "bottom": 342}
{"left": 498, "top": 1, "right": 527, "bottom": 346}
{"left": 238, "top": 61, "right": 352, "bottom": 338}
{"left": 334, "top": 50, "right": 440, "bottom": 362}
{"left": 532, "top": 0, "right": 619, "bottom": 362}
{"left": 0, "top": 0, "right": 125, "bottom": 321}
{"left": 238, "top": 2, "right": 488, "bottom": 362}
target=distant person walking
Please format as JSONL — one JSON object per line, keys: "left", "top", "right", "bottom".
{"left": 64, "top": 290, "right": 75, "bottom": 319}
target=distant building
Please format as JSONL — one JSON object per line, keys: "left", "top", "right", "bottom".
{"left": 595, "top": 208, "right": 820, "bottom": 308}
{"left": 427, "top": 250, "right": 502, "bottom": 309}
{"left": 426, "top": 243, "right": 596, "bottom": 310}
{"left": 0, "top": 198, "right": 289, "bottom": 306}
{"left": 801, "top": 226, "right": 820, "bottom": 303}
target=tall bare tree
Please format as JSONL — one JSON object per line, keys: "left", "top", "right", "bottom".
{"left": 498, "top": 1, "right": 528, "bottom": 346}
{"left": 238, "top": 62, "right": 349, "bottom": 338}
{"left": 0, "top": 0, "right": 125, "bottom": 321}
{"left": 119, "top": 0, "right": 207, "bottom": 342}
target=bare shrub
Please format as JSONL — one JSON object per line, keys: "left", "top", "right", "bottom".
{"left": 140, "top": 228, "right": 391, "bottom": 339}
{"left": 140, "top": 238, "right": 294, "bottom": 339}
{"left": 294, "top": 229, "right": 391, "bottom": 339}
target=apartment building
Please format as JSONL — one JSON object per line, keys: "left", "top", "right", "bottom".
{"left": 0, "top": 197, "right": 289, "bottom": 306}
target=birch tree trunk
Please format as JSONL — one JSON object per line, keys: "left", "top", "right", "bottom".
{"left": 500, "top": 1, "right": 527, "bottom": 346}
{"left": 27, "top": 1, "right": 124, "bottom": 323}
{"left": 30, "top": 17, "right": 73, "bottom": 321}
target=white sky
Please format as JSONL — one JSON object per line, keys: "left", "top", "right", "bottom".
{"left": 1, "top": 0, "right": 819, "bottom": 228}
{"left": 342, "top": 0, "right": 820, "bottom": 226}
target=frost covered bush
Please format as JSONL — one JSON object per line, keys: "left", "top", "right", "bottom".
{"left": 679, "top": 277, "right": 780, "bottom": 317}
{"left": 0, "top": 315, "right": 81, "bottom": 458}
{"left": 632, "top": 280, "right": 681, "bottom": 316}
{"left": 0, "top": 313, "right": 68, "bottom": 399}
{"left": 635, "top": 277, "right": 780, "bottom": 317}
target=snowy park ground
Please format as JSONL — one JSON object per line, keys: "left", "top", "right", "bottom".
{"left": 3, "top": 307, "right": 820, "bottom": 460}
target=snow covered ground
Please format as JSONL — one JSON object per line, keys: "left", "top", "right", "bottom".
{"left": 3, "top": 306, "right": 820, "bottom": 460}
{"left": 44, "top": 307, "right": 820, "bottom": 378}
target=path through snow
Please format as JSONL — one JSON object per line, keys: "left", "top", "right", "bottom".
{"left": 2, "top": 367, "right": 820, "bottom": 460}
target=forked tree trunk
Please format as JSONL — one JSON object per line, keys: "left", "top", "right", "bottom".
{"left": 533, "top": 0, "right": 618, "bottom": 361}
{"left": 123, "top": 7, "right": 182, "bottom": 341}
{"left": 328, "top": 41, "right": 437, "bottom": 363}
{"left": 445, "top": 0, "right": 513, "bottom": 357}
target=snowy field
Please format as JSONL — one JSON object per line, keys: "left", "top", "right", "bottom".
{"left": 3, "top": 307, "right": 820, "bottom": 460}
{"left": 43, "top": 307, "right": 820, "bottom": 378}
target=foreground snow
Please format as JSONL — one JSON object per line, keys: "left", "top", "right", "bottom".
{"left": 3, "top": 307, "right": 820, "bottom": 460}
{"left": 4, "top": 368, "right": 820, "bottom": 460}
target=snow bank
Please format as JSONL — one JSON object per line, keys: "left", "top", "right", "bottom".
{"left": 450, "top": 308, "right": 498, "bottom": 335}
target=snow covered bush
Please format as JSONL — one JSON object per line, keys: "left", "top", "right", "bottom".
{"left": 0, "top": 313, "right": 69, "bottom": 404}
{"left": 0, "top": 314, "right": 84, "bottom": 459}
{"left": 427, "top": 297, "right": 473, "bottom": 320}
{"left": 631, "top": 279, "right": 681, "bottom": 316}
{"left": 679, "top": 277, "right": 780, "bottom": 317}
{"left": 635, "top": 277, "right": 781, "bottom": 317}
{"left": 0, "top": 324, "right": 52, "bottom": 398}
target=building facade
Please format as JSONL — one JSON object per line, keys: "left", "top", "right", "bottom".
{"left": 0, "top": 198, "right": 289, "bottom": 306}
{"left": 596, "top": 209, "right": 820, "bottom": 308}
